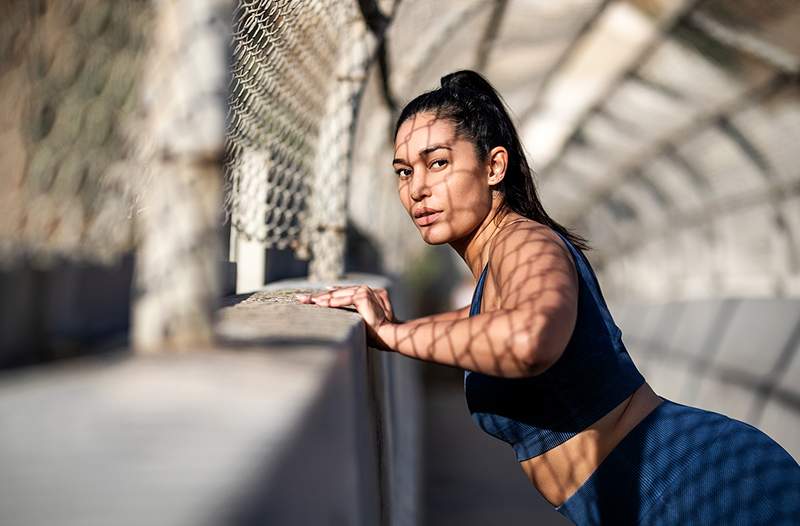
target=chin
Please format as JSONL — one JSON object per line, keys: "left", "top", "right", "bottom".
{"left": 421, "top": 236, "right": 450, "bottom": 246}
{"left": 418, "top": 226, "right": 456, "bottom": 245}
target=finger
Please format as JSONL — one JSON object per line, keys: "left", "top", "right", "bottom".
{"left": 353, "top": 293, "right": 388, "bottom": 327}
{"left": 374, "top": 291, "right": 391, "bottom": 313}
{"left": 319, "top": 287, "right": 365, "bottom": 299}
{"left": 314, "top": 295, "right": 357, "bottom": 308}
{"left": 306, "top": 289, "right": 343, "bottom": 301}
{"left": 316, "top": 290, "right": 369, "bottom": 306}
{"left": 375, "top": 288, "right": 390, "bottom": 304}
{"left": 373, "top": 289, "right": 394, "bottom": 318}
{"left": 301, "top": 288, "right": 349, "bottom": 302}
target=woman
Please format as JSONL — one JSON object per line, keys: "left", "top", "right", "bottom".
{"left": 297, "top": 70, "right": 800, "bottom": 525}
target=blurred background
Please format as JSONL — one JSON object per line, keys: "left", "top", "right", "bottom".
{"left": 1, "top": 1, "right": 799, "bottom": 525}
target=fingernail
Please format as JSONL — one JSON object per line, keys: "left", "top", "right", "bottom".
{"left": 295, "top": 294, "right": 309, "bottom": 302}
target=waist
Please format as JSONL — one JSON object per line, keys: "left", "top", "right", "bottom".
{"left": 520, "top": 383, "right": 664, "bottom": 507}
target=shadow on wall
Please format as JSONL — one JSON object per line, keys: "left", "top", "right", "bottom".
{"left": 0, "top": 254, "right": 134, "bottom": 369}
{"left": 219, "top": 347, "right": 366, "bottom": 525}
{"left": 614, "top": 297, "right": 800, "bottom": 460}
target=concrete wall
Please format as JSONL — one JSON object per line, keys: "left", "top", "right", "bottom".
{"left": 612, "top": 297, "right": 800, "bottom": 460}
{"left": 0, "top": 256, "right": 134, "bottom": 368}
{"left": 0, "top": 274, "right": 420, "bottom": 526}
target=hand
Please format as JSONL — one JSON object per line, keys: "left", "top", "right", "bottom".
{"left": 296, "top": 285, "right": 396, "bottom": 349}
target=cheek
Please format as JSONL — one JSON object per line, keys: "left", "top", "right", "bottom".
{"left": 445, "top": 174, "right": 490, "bottom": 219}
{"left": 397, "top": 180, "right": 411, "bottom": 209}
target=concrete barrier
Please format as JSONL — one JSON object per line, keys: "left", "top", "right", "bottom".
{"left": 0, "top": 274, "right": 420, "bottom": 526}
{"left": 0, "top": 256, "right": 134, "bottom": 368}
{"left": 613, "top": 297, "right": 800, "bottom": 460}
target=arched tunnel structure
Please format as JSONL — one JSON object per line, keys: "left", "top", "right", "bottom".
{"left": 1, "top": 1, "right": 799, "bottom": 524}
{"left": 340, "top": 0, "right": 800, "bottom": 483}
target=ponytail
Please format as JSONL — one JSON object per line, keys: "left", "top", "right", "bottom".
{"left": 394, "top": 70, "right": 590, "bottom": 252}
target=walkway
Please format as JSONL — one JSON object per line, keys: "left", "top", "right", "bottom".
{"left": 421, "top": 364, "right": 570, "bottom": 526}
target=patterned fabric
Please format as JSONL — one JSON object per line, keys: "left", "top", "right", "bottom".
{"left": 557, "top": 400, "right": 800, "bottom": 525}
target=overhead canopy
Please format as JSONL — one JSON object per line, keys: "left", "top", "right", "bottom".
{"left": 372, "top": 0, "right": 800, "bottom": 299}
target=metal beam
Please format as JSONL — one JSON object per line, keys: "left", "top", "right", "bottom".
{"left": 357, "top": 0, "right": 397, "bottom": 111}
{"left": 538, "top": 0, "right": 705, "bottom": 179}
{"left": 575, "top": 75, "right": 800, "bottom": 276}
{"left": 396, "top": 1, "right": 493, "bottom": 96}
{"left": 558, "top": 72, "right": 788, "bottom": 224}
{"left": 686, "top": 10, "right": 800, "bottom": 74}
{"left": 517, "top": 0, "right": 613, "bottom": 126}
{"left": 611, "top": 175, "right": 800, "bottom": 258}
{"left": 475, "top": 0, "right": 509, "bottom": 73}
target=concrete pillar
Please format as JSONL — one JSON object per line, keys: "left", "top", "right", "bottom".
{"left": 130, "top": 0, "right": 233, "bottom": 352}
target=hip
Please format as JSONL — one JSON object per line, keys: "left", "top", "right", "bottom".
{"left": 555, "top": 399, "right": 800, "bottom": 525}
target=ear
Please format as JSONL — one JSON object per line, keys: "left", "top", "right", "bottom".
{"left": 487, "top": 146, "right": 508, "bottom": 186}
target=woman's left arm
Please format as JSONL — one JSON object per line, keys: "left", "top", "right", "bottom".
{"left": 385, "top": 227, "right": 578, "bottom": 377}
{"left": 300, "top": 227, "right": 578, "bottom": 378}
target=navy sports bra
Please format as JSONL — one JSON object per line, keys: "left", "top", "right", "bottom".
{"left": 464, "top": 229, "right": 644, "bottom": 461}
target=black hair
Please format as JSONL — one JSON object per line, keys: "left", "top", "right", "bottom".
{"left": 394, "top": 70, "right": 590, "bottom": 252}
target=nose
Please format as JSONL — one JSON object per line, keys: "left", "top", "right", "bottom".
{"left": 409, "top": 171, "right": 431, "bottom": 202}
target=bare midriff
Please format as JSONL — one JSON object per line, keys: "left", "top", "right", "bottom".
{"left": 519, "top": 383, "right": 664, "bottom": 507}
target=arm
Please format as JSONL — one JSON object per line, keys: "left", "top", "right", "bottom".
{"left": 377, "top": 227, "right": 578, "bottom": 378}
{"left": 396, "top": 305, "right": 471, "bottom": 326}
{"left": 377, "top": 308, "right": 550, "bottom": 377}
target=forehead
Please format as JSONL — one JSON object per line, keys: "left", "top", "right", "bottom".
{"left": 394, "top": 112, "right": 457, "bottom": 160}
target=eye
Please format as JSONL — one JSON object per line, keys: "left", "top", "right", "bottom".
{"left": 430, "top": 159, "right": 448, "bottom": 170}
{"left": 395, "top": 167, "right": 412, "bottom": 179}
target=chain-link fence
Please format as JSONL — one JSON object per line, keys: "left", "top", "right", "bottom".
{"left": 226, "top": 0, "right": 383, "bottom": 282}
{"left": 0, "top": 0, "right": 232, "bottom": 354}
{"left": 0, "top": 1, "right": 153, "bottom": 266}
{"left": 3, "top": 0, "right": 799, "bottom": 355}
{"left": 226, "top": 0, "right": 344, "bottom": 249}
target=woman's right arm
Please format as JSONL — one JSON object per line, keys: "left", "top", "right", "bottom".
{"left": 397, "top": 305, "right": 471, "bottom": 326}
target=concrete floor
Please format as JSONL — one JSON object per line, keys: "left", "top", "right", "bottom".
{"left": 420, "top": 364, "right": 571, "bottom": 526}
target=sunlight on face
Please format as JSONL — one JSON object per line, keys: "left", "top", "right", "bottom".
{"left": 393, "top": 112, "right": 492, "bottom": 245}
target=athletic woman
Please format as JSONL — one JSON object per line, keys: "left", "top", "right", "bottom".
{"left": 297, "top": 70, "right": 800, "bottom": 525}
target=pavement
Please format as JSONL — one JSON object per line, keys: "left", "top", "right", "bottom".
{"left": 421, "top": 364, "right": 571, "bottom": 526}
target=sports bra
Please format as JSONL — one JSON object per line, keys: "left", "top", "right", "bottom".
{"left": 464, "top": 228, "right": 644, "bottom": 461}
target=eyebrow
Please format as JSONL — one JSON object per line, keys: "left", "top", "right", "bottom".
{"left": 393, "top": 144, "right": 452, "bottom": 165}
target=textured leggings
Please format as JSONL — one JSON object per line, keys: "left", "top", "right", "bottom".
{"left": 556, "top": 400, "right": 800, "bottom": 525}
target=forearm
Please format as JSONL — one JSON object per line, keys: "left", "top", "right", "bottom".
{"left": 378, "top": 309, "right": 550, "bottom": 378}
{"left": 395, "top": 305, "right": 470, "bottom": 326}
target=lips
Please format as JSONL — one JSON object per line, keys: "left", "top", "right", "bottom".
{"left": 414, "top": 209, "right": 443, "bottom": 226}
{"left": 414, "top": 207, "right": 441, "bottom": 218}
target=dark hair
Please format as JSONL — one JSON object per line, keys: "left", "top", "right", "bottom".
{"left": 394, "top": 70, "right": 590, "bottom": 252}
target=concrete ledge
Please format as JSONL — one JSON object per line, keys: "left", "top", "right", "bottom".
{"left": 0, "top": 274, "right": 420, "bottom": 526}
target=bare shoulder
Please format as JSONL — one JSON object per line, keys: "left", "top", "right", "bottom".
{"left": 488, "top": 218, "right": 579, "bottom": 311}
{"left": 486, "top": 218, "right": 580, "bottom": 370}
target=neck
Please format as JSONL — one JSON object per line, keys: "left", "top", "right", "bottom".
{"left": 450, "top": 199, "right": 511, "bottom": 280}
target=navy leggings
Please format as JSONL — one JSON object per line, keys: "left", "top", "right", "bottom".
{"left": 556, "top": 400, "right": 800, "bottom": 525}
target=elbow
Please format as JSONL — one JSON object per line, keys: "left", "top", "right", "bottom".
{"left": 510, "top": 330, "right": 548, "bottom": 376}
{"left": 509, "top": 322, "right": 564, "bottom": 377}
